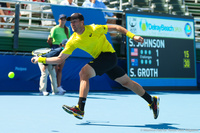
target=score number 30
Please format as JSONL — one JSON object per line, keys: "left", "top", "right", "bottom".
{"left": 183, "top": 51, "right": 190, "bottom": 68}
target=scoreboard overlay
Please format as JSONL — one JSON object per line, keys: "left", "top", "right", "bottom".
{"left": 126, "top": 12, "right": 197, "bottom": 87}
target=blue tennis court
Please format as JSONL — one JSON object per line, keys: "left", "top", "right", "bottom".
{"left": 0, "top": 90, "right": 200, "bottom": 133}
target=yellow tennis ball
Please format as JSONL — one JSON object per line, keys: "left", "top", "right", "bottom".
{"left": 8, "top": 72, "right": 15, "bottom": 79}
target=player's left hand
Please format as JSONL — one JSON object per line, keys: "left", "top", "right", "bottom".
{"left": 133, "top": 36, "right": 144, "bottom": 44}
{"left": 31, "top": 57, "right": 38, "bottom": 64}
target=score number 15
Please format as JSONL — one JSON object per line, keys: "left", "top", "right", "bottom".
{"left": 183, "top": 51, "right": 190, "bottom": 68}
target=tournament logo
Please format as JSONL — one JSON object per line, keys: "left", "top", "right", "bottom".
{"left": 139, "top": 19, "right": 148, "bottom": 31}
{"left": 128, "top": 17, "right": 137, "bottom": 33}
{"left": 184, "top": 23, "right": 192, "bottom": 37}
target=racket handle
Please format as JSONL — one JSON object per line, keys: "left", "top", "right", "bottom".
{"left": 33, "top": 59, "right": 35, "bottom": 63}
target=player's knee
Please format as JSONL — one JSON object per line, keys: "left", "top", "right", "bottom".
{"left": 79, "top": 68, "right": 91, "bottom": 80}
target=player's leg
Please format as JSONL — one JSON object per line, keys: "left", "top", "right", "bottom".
{"left": 108, "top": 66, "right": 160, "bottom": 119}
{"left": 115, "top": 74, "right": 160, "bottom": 119}
{"left": 114, "top": 73, "right": 154, "bottom": 104}
{"left": 62, "top": 64, "right": 96, "bottom": 119}
{"left": 77, "top": 52, "right": 117, "bottom": 109}
{"left": 62, "top": 52, "right": 116, "bottom": 119}
{"left": 115, "top": 74, "right": 146, "bottom": 96}
{"left": 79, "top": 64, "right": 96, "bottom": 98}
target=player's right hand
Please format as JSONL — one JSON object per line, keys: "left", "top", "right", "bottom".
{"left": 31, "top": 57, "right": 38, "bottom": 64}
{"left": 133, "top": 36, "right": 144, "bottom": 44}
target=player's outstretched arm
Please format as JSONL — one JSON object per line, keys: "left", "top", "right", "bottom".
{"left": 107, "top": 24, "right": 144, "bottom": 44}
{"left": 31, "top": 53, "right": 70, "bottom": 64}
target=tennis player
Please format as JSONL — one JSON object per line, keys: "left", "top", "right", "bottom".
{"left": 31, "top": 13, "right": 160, "bottom": 120}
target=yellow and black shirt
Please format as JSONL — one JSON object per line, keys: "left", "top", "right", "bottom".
{"left": 62, "top": 24, "right": 115, "bottom": 59}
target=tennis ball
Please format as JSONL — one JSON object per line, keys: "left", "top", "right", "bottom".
{"left": 8, "top": 72, "right": 15, "bottom": 79}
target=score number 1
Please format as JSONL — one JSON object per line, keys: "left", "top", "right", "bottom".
{"left": 156, "top": 49, "right": 159, "bottom": 66}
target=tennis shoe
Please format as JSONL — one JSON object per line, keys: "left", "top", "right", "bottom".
{"left": 51, "top": 92, "right": 65, "bottom": 95}
{"left": 58, "top": 86, "right": 66, "bottom": 93}
{"left": 149, "top": 96, "right": 160, "bottom": 119}
{"left": 39, "top": 91, "right": 49, "bottom": 96}
{"left": 62, "top": 105, "right": 84, "bottom": 120}
{"left": 52, "top": 91, "right": 65, "bottom": 95}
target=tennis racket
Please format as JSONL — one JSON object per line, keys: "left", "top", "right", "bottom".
{"left": 32, "top": 48, "right": 51, "bottom": 63}
{"left": 32, "top": 48, "right": 51, "bottom": 57}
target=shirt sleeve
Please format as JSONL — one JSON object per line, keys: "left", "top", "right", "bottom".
{"left": 61, "top": 37, "right": 76, "bottom": 55}
{"left": 62, "top": 44, "right": 76, "bottom": 55}
{"left": 92, "top": 24, "right": 108, "bottom": 35}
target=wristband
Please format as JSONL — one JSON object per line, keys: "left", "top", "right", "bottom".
{"left": 126, "top": 31, "right": 135, "bottom": 39}
{"left": 38, "top": 57, "right": 47, "bottom": 64}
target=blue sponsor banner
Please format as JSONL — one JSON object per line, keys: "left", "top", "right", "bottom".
{"left": 0, "top": 55, "right": 113, "bottom": 91}
{"left": 0, "top": 6, "right": 117, "bottom": 92}
{"left": 51, "top": 5, "right": 112, "bottom": 58}
{"left": 0, "top": 55, "right": 40, "bottom": 91}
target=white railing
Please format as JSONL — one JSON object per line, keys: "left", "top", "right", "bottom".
{"left": 0, "top": 0, "right": 123, "bottom": 30}
{"left": 0, "top": 0, "right": 200, "bottom": 42}
{"left": 0, "top": 0, "right": 55, "bottom": 29}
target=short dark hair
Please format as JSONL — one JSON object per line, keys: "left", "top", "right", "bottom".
{"left": 67, "top": 13, "right": 84, "bottom": 21}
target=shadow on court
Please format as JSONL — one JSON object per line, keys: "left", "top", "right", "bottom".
{"left": 77, "top": 122, "right": 178, "bottom": 128}
{"left": 77, "top": 122, "right": 200, "bottom": 131}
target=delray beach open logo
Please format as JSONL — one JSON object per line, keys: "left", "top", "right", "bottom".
{"left": 139, "top": 19, "right": 148, "bottom": 31}
{"left": 128, "top": 17, "right": 137, "bottom": 33}
{"left": 133, "top": 16, "right": 193, "bottom": 39}
{"left": 184, "top": 23, "right": 192, "bottom": 37}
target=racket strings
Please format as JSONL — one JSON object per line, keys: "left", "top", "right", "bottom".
{"left": 32, "top": 48, "right": 51, "bottom": 56}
